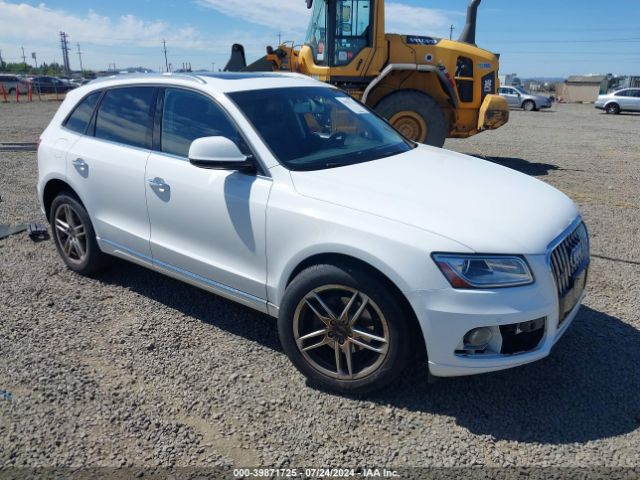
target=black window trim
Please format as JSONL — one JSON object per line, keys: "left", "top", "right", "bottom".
{"left": 90, "top": 85, "right": 158, "bottom": 150}
{"left": 59, "top": 83, "right": 269, "bottom": 177}
{"left": 62, "top": 90, "right": 105, "bottom": 136}
{"left": 151, "top": 85, "right": 268, "bottom": 177}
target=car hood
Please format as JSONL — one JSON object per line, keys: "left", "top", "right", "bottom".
{"left": 289, "top": 145, "right": 579, "bottom": 254}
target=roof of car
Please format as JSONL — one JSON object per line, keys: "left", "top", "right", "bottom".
{"left": 83, "top": 71, "right": 331, "bottom": 94}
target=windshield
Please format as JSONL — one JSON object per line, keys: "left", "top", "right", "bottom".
{"left": 305, "top": 0, "right": 328, "bottom": 64}
{"left": 515, "top": 86, "right": 529, "bottom": 95}
{"left": 228, "top": 87, "right": 413, "bottom": 171}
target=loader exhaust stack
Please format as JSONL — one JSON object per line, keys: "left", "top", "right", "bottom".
{"left": 458, "top": 0, "right": 481, "bottom": 46}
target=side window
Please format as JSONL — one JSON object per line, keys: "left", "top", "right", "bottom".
{"left": 95, "top": 87, "right": 155, "bottom": 148}
{"left": 161, "top": 88, "right": 239, "bottom": 158}
{"left": 333, "top": 0, "right": 372, "bottom": 66}
{"left": 64, "top": 92, "right": 101, "bottom": 134}
{"left": 455, "top": 56, "right": 474, "bottom": 102}
{"left": 615, "top": 90, "right": 629, "bottom": 97}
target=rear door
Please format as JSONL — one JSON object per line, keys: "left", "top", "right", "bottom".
{"left": 145, "top": 87, "right": 271, "bottom": 304}
{"left": 67, "top": 86, "right": 156, "bottom": 262}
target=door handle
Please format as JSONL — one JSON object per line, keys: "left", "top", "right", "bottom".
{"left": 148, "top": 177, "right": 169, "bottom": 189}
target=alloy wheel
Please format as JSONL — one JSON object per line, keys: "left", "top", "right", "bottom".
{"left": 293, "top": 285, "right": 390, "bottom": 380}
{"left": 53, "top": 203, "right": 88, "bottom": 266}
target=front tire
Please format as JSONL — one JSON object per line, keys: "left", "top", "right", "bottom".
{"left": 50, "top": 192, "right": 107, "bottom": 275}
{"left": 605, "top": 103, "right": 620, "bottom": 114}
{"left": 278, "top": 264, "right": 412, "bottom": 393}
{"left": 522, "top": 100, "right": 536, "bottom": 111}
{"left": 375, "top": 90, "right": 447, "bottom": 147}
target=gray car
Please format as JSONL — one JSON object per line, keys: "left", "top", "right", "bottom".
{"left": 498, "top": 86, "right": 552, "bottom": 111}
{"left": 0, "top": 74, "right": 29, "bottom": 95}
{"left": 594, "top": 88, "right": 640, "bottom": 114}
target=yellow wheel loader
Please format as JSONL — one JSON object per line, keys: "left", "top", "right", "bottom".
{"left": 224, "top": 0, "right": 509, "bottom": 147}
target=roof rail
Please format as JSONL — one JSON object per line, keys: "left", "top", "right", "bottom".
{"left": 89, "top": 72, "right": 205, "bottom": 85}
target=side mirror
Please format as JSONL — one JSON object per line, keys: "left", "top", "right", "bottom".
{"left": 188, "top": 136, "right": 256, "bottom": 173}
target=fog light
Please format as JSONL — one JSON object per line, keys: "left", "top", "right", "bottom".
{"left": 464, "top": 327, "right": 493, "bottom": 349}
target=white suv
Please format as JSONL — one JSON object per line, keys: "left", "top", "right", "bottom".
{"left": 37, "top": 73, "right": 589, "bottom": 393}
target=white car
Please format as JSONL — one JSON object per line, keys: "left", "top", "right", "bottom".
{"left": 594, "top": 88, "right": 640, "bottom": 114}
{"left": 37, "top": 73, "right": 590, "bottom": 393}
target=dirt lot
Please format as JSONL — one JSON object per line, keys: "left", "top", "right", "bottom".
{"left": 1, "top": 100, "right": 639, "bottom": 473}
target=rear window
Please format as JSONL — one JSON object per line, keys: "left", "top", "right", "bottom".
{"left": 0, "top": 75, "right": 18, "bottom": 82}
{"left": 95, "top": 87, "right": 156, "bottom": 148}
{"left": 65, "top": 92, "right": 101, "bottom": 134}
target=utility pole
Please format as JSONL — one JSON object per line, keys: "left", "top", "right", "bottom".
{"left": 162, "top": 39, "right": 169, "bottom": 72}
{"left": 21, "top": 46, "right": 26, "bottom": 64}
{"left": 31, "top": 52, "right": 38, "bottom": 70}
{"left": 76, "top": 43, "right": 83, "bottom": 72}
{"left": 278, "top": 32, "right": 282, "bottom": 45}
{"left": 449, "top": 24, "right": 455, "bottom": 40}
{"left": 59, "top": 32, "right": 71, "bottom": 76}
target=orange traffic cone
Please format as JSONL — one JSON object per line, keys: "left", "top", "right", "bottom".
{"left": 0, "top": 84, "right": 7, "bottom": 103}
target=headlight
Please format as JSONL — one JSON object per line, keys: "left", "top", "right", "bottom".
{"left": 432, "top": 254, "right": 534, "bottom": 289}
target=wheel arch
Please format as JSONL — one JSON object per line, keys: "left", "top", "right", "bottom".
{"left": 522, "top": 98, "right": 536, "bottom": 109}
{"left": 366, "top": 70, "right": 455, "bottom": 116}
{"left": 605, "top": 101, "right": 620, "bottom": 111}
{"left": 42, "top": 178, "right": 84, "bottom": 219}
{"left": 283, "top": 251, "right": 426, "bottom": 355}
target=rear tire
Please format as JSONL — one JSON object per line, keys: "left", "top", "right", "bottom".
{"left": 278, "top": 263, "right": 413, "bottom": 394}
{"left": 50, "top": 192, "right": 108, "bottom": 275}
{"left": 374, "top": 90, "right": 447, "bottom": 148}
{"left": 522, "top": 100, "right": 535, "bottom": 111}
{"left": 605, "top": 103, "right": 620, "bottom": 114}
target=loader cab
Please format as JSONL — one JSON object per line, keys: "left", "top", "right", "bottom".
{"left": 305, "top": 0, "right": 376, "bottom": 71}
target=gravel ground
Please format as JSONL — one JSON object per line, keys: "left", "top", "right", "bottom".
{"left": 1, "top": 101, "right": 639, "bottom": 472}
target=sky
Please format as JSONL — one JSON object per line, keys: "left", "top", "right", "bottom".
{"left": 0, "top": 0, "right": 639, "bottom": 78}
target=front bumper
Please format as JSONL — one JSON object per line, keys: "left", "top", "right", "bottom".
{"left": 407, "top": 253, "right": 585, "bottom": 377}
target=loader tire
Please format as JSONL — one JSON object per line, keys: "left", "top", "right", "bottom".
{"left": 375, "top": 90, "right": 447, "bottom": 147}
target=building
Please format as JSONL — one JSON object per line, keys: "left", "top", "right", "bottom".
{"left": 556, "top": 75, "right": 608, "bottom": 103}
{"left": 499, "top": 73, "right": 521, "bottom": 87}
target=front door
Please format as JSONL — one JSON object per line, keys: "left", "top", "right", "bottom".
{"left": 145, "top": 88, "right": 271, "bottom": 305}
{"left": 502, "top": 87, "right": 521, "bottom": 107}
{"left": 629, "top": 89, "right": 640, "bottom": 111}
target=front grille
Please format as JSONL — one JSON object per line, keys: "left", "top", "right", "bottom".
{"left": 550, "top": 222, "right": 590, "bottom": 323}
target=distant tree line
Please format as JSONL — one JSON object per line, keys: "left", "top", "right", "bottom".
{"left": 0, "top": 61, "right": 92, "bottom": 77}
